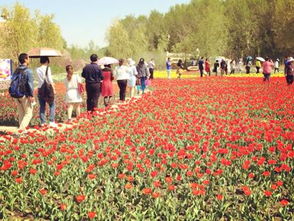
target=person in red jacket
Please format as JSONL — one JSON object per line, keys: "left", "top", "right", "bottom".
{"left": 205, "top": 58, "right": 211, "bottom": 76}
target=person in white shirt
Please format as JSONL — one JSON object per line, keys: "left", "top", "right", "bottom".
{"left": 148, "top": 58, "right": 155, "bottom": 79}
{"left": 274, "top": 59, "right": 279, "bottom": 73}
{"left": 237, "top": 58, "right": 243, "bottom": 73}
{"left": 64, "top": 65, "right": 83, "bottom": 121}
{"left": 114, "top": 59, "right": 129, "bottom": 101}
{"left": 127, "top": 58, "right": 138, "bottom": 98}
{"left": 36, "top": 56, "right": 56, "bottom": 127}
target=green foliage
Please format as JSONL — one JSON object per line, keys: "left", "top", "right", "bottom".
{"left": 0, "top": 3, "right": 38, "bottom": 60}
{"left": 35, "top": 11, "right": 65, "bottom": 50}
{"left": 0, "top": 3, "right": 64, "bottom": 62}
{"left": 106, "top": 0, "right": 293, "bottom": 60}
{"left": 272, "top": 0, "right": 294, "bottom": 56}
{"left": 106, "top": 21, "right": 133, "bottom": 58}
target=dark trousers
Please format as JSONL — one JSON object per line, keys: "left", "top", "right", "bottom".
{"left": 149, "top": 68, "right": 154, "bottom": 79}
{"left": 256, "top": 67, "right": 260, "bottom": 74}
{"left": 117, "top": 80, "right": 128, "bottom": 101}
{"left": 286, "top": 75, "right": 294, "bottom": 85}
{"left": 86, "top": 83, "right": 100, "bottom": 111}
{"left": 199, "top": 68, "right": 204, "bottom": 77}
{"left": 263, "top": 73, "right": 270, "bottom": 82}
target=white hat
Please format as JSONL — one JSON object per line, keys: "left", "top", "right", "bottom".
{"left": 288, "top": 57, "right": 294, "bottom": 63}
{"left": 127, "top": 58, "right": 135, "bottom": 66}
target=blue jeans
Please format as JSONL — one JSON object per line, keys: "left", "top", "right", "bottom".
{"left": 140, "top": 77, "right": 147, "bottom": 92}
{"left": 39, "top": 97, "right": 55, "bottom": 124}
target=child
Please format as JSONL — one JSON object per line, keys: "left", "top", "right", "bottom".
{"left": 64, "top": 65, "right": 83, "bottom": 121}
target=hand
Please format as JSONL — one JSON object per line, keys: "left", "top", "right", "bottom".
{"left": 29, "top": 96, "right": 35, "bottom": 103}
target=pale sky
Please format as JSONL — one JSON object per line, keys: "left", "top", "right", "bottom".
{"left": 2, "top": 0, "right": 190, "bottom": 48}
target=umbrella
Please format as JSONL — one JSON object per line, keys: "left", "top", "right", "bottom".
{"left": 256, "top": 57, "right": 265, "bottom": 62}
{"left": 246, "top": 56, "right": 253, "bottom": 61}
{"left": 98, "top": 57, "right": 119, "bottom": 65}
{"left": 28, "top": 47, "right": 62, "bottom": 58}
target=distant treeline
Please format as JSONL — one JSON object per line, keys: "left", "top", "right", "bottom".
{"left": 105, "top": 0, "right": 294, "bottom": 60}
{"left": 0, "top": 3, "right": 105, "bottom": 72}
{"left": 1, "top": 1, "right": 293, "bottom": 72}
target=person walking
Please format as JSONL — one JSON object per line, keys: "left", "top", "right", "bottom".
{"left": 136, "top": 58, "right": 150, "bottom": 94}
{"left": 220, "top": 59, "right": 227, "bottom": 76}
{"left": 285, "top": 57, "right": 294, "bottom": 85}
{"left": 213, "top": 60, "right": 219, "bottom": 76}
{"left": 274, "top": 59, "right": 280, "bottom": 73}
{"left": 148, "top": 58, "right": 155, "bottom": 80}
{"left": 166, "top": 58, "right": 172, "bottom": 79}
{"left": 284, "top": 56, "right": 289, "bottom": 75}
{"left": 176, "top": 59, "right": 184, "bottom": 79}
{"left": 256, "top": 59, "right": 261, "bottom": 74}
{"left": 114, "top": 59, "right": 129, "bottom": 101}
{"left": 205, "top": 58, "right": 211, "bottom": 76}
{"left": 191, "top": 58, "right": 196, "bottom": 66}
{"left": 262, "top": 57, "right": 274, "bottom": 82}
{"left": 81, "top": 54, "right": 103, "bottom": 111}
{"left": 127, "top": 58, "right": 138, "bottom": 98}
{"left": 198, "top": 57, "right": 204, "bottom": 77}
{"left": 64, "top": 65, "right": 83, "bottom": 121}
{"left": 245, "top": 62, "right": 251, "bottom": 74}
{"left": 230, "top": 59, "right": 236, "bottom": 74}
{"left": 37, "top": 56, "right": 56, "bottom": 127}
{"left": 237, "top": 58, "right": 243, "bottom": 73}
{"left": 101, "top": 64, "right": 114, "bottom": 106}
{"left": 10, "top": 53, "right": 35, "bottom": 131}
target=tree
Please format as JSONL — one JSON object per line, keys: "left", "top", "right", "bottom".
{"left": 35, "top": 12, "right": 65, "bottom": 50}
{"left": 0, "top": 3, "right": 38, "bottom": 60}
{"left": 104, "top": 0, "right": 292, "bottom": 61}
{"left": 106, "top": 21, "right": 132, "bottom": 58}
{"left": 145, "top": 10, "right": 165, "bottom": 51}
{"left": 272, "top": 0, "right": 294, "bottom": 56}
{"left": 0, "top": 3, "right": 65, "bottom": 61}
{"left": 225, "top": 0, "right": 259, "bottom": 58}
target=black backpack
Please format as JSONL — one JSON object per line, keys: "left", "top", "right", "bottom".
{"left": 9, "top": 68, "right": 28, "bottom": 98}
{"left": 38, "top": 66, "right": 54, "bottom": 104}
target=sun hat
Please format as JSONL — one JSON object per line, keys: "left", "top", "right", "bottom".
{"left": 287, "top": 57, "right": 294, "bottom": 63}
{"left": 127, "top": 58, "right": 135, "bottom": 66}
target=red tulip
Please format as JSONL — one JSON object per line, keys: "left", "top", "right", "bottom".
{"left": 75, "top": 195, "right": 86, "bottom": 203}
{"left": 88, "top": 212, "right": 96, "bottom": 219}
{"left": 280, "top": 200, "right": 289, "bottom": 206}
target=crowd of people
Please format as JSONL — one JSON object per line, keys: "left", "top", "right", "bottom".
{"left": 9, "top": 53, "right": 156, "bottom": 131}
{"left": 8, "top": 53, "right": 294, "bottom": 132}
{"left": 170, "top": 56, "right": 294, "bottom": 83}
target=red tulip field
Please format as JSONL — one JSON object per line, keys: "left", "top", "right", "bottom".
{"left": 0, "top": 77, "right": 293, "bottom": 220}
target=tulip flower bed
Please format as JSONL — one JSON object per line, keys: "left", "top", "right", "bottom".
{"left": 0, "top": 83, "right": 72, "bottom": 126}
{"left": 0, "top": 77, "right": 293, "bottom": 220}
{"left": 0, "top": 82, "right": 119, "bottom": 127}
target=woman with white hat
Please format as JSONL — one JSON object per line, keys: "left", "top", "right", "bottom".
{"left": 127, "top": 58, "right": 138, "bottom": 98}
{"left": 285, "top": 57, "right": 294, "bottom": 85}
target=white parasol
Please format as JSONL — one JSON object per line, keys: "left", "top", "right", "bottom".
{"left": 28, "top": 47, "right": 62, "bottom": 58}
{"left": 98, "top": 57, "right": 119, "bottom": 65}
{"left": 256, "top": 57, "right": 265, "bottom": 62}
